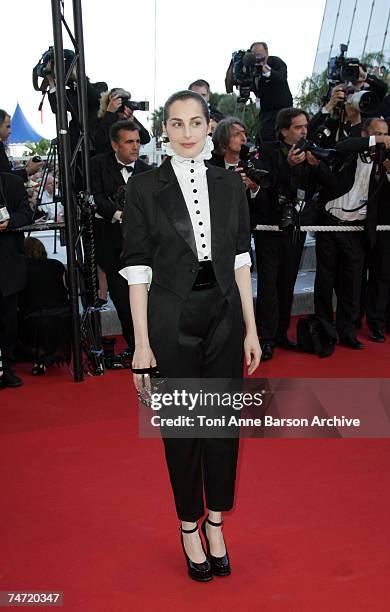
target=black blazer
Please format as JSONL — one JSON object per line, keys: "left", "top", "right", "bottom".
{"left": 0, "top": 142, "right": 28, "bottom": 182}
{"left": 121, "top": 158, "right": 250, "bottom": 300}
{"left": 0, "top": 173, "right": 33, "bottom": 296}
{"left": 90, "top": 151, "right": 150, "bottom": 270}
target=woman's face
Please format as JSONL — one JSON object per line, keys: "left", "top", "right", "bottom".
{"left": 164, "top": 98, "right": 208, "bottom": 158}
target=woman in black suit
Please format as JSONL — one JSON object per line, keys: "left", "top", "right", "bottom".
{"left": 120, "top": 90, "right": 261, "bottom": 582}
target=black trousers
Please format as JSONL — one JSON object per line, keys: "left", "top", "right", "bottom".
{"left": 366, "top": 233, "right": 390, "bottom": 332}
{"left": 314, "top": 231, "right": 365, "bottom": 339}
{"left": 149, "top": 282, "right": 244, "bottom": 522}
{"left": 254, "top": 230, "right": 305, "bottom": 344}
{"left": 0, "top": 291, "right": 18, "bottom": 370}
{"left": 106, "top": 264, "right": 134, "bottom": 350}
{"left": 256, "top": 110, "right": 278, "bottom": 145}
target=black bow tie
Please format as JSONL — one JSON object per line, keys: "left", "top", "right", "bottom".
{"left": 117, "top": 163, "right": 134, "bottom": 174}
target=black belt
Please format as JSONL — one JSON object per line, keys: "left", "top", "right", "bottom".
{"left": 192, "top": 261, "right": 216, "bottom": 291}
{"left": 322, "top": 211, "right": 364, "bottom": 226}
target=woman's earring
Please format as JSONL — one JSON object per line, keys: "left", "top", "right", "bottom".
{"left": 161, "top": 132, "right": 169, "bottom": 144}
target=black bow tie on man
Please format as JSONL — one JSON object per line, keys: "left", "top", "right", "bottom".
{"left": 117, "top": 163, "right": 133, "bottom": 173}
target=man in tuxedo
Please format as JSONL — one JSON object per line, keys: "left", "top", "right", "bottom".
{"left": 90, "top": 119, "right": 150, "bottom": 354}
{"left": 0, "top": 173, "right": 33, "bottom": 388}
{"left": 225, "top": 41, "right": 293, "bottom": 143}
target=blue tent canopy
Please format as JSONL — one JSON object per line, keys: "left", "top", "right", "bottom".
{"left": 9, "top": 103, "right": 44, "bottom": 144}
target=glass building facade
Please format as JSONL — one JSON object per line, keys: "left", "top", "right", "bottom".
{"left": 313, "top": 0, "right": 390, "bottom": 74}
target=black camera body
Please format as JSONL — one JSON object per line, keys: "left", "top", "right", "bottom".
{"left": 231, "top": 50, "right": 265, "bottom": 103}
{"left": 110, "top": 185, "right": 127, "bottom": 211}
{"left": 278, "top": 194, "right": 297, "bottom": 230}
{"left": 327, "top": 44, "right": 360, "bottom": 84}
{"left": 119, "top": 97, "right": 149, "bottom": 113}
{"left": 295, "top": 138, "right": 339, "bottom": 164}
{"left": 237, "top": 144, "right": 270, "bottom": 187}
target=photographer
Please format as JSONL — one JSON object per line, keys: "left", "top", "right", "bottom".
{"left": 254, "top": 108, "right": 336, "bottom": 361}
{"left": 225, "top": 41, "right": 293, "bottom": 143}
{"left": 309, "top": 59, "right": 387, "bottom": 145}
{"left": 0, "top": 110, "right": 43, "bottom": 180}
{"left": 45, "top": 57, "right": 106, "bottom": 155}
{"left": 210, "top": 117, "right": 261, "bottom": 224}
{"left": 0, "top": 173, "right": 33, "bottom": 388}
{"left": 90, "top": 120, "right": 150, "bottom": 357}
{"left": 92, "top": 88, "right": 150, "bottom": 155}
{"left": 314, "top": 118, "right": 390, "bottom": 350}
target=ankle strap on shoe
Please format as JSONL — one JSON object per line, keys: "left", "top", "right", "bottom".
{"left": 181, "top": 524, "right": 198, "bottom": 534}
{"left": 207, "top": 517, "right": 223, "bottom": 527}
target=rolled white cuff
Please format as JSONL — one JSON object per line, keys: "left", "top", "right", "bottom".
{"left": 234, "top": 252, "right": 251, "bottom": 270}
{"left": 119, "top": 265, "right": 152, "bottom": 285}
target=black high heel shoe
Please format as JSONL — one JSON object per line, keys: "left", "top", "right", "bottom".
{"left": 180, "top": 524, "right": 213, "bottom": 582}
{"left": 201, "top": 516, "right": 231, "bottom": 576}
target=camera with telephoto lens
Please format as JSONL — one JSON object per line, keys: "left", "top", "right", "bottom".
{"left": 237, "top": 143, "right": 270, "bottom": 187}
{"left": 327, "top": 44, "right": 360, "bottom": 84}
{"left": 231, "top": 49, "right": 265, "bottom": 103}
{"left": 295, "top": 138, "right": 340, "bottom": 164}
{"left": 325, "top": 44, "right": 378, "bottom": 116}
{"left": 119, "top": 97, "right": 149, "bottom": 113}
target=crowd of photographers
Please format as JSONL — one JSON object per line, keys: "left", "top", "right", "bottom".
{"left": 2, "top": 40, "right": 390, "bottom": 387}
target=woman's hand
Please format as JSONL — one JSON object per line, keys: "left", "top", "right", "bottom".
{"left": 107, "top": 94, "right": 122, "bottom": 114}
{"left": 132, "top": 344, "right": 157, "bottom": 392}
{"left": 244, "top": 331, "right": 261, "bottom": 375}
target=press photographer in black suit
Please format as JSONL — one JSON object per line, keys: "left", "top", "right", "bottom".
{"left": 90, "top": 120, "right": 150, "bottom": 354}
{"left": 309, "top": 65, "right": 388, "bottom": 145}
{"left": 225, "top": 41, "right": 293, "bottom": 143}
{"left": 254, "top": 108, "right": 336, "bottom": 361}
{"left": 45, "top": 62, "right": 106, "bottom": 155}
{"left": 314, "top": 118, "right": 390, "bottom": 350}
{"left": 0, "top": 173, "right": 33, "bottom": 389}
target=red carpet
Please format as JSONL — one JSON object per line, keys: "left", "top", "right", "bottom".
{"left": 1, "top": 319, "right": 390, "bottom": 611}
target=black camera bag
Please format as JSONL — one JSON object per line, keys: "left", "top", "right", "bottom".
{"left": 296, "top": 315, "right": 336, "bottom": 358}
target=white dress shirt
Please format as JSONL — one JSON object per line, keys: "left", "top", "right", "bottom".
{"left": 119, "top": 136, "right": 251, "bottom": 286}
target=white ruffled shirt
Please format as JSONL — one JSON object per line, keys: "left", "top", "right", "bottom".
{"left": 119, "top": 136, "right": 251, "bottom": 285}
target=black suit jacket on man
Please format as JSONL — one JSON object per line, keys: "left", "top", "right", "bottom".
{"left": 90, "top": 151, "right": 151, "bottom": 271}
{"left": 0, "top": 173, "right": 33, "bottom": 296}
{"left": 0, "top": 142, "right": 28, "bottom": 182}
{"left": 121, "top": 158, "right": 250, "bottom": 301}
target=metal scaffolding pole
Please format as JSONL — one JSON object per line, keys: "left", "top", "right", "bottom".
{"left": 51, "top": 0, "right": 83, "bottom": 381}
{"left": 50, "top": 0, "right": 104, "bottom": 381}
